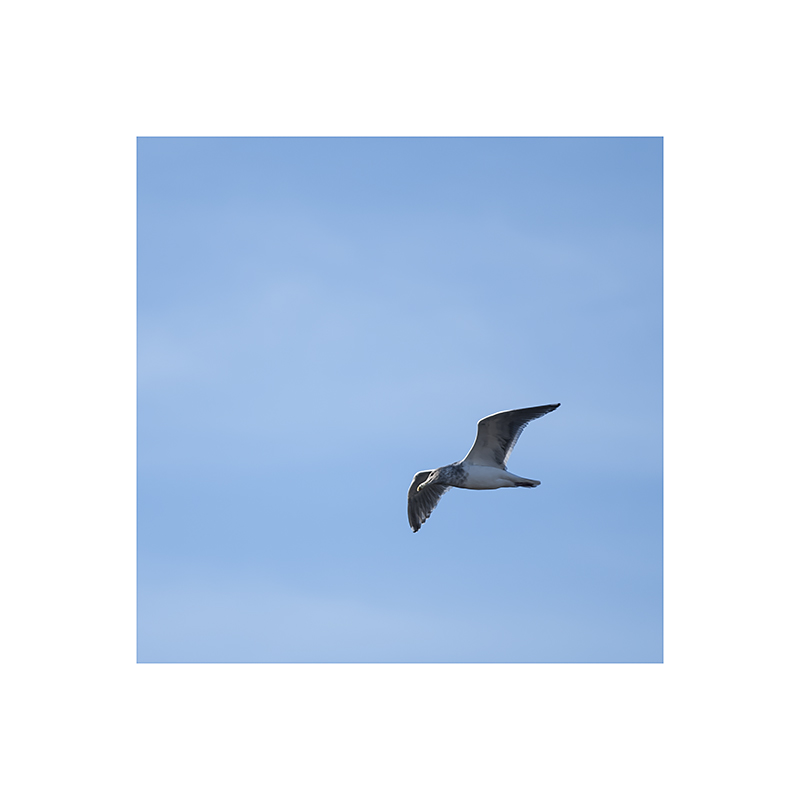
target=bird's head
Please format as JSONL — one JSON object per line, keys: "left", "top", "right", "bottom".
{"left": 416, "top": 469, "right": 440, "bottom": 491}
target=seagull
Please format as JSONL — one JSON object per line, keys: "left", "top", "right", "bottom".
{"left": 407, "top": 404, "right": 560, "bottom": 532}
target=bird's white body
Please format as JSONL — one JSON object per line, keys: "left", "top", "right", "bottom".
{"left": 458, "top": 463, "right": 540, "bottom": 490}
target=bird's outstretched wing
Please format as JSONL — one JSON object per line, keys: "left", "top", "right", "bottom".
{"left": 463, "top": 404, "right": 560, "bottom": 468}
{"left": 407, "top": 470, "right": 451, "bottom": 532}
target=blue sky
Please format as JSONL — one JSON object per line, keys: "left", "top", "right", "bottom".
{"left": 137, "top": 137, "right": 662, "bottom": 662}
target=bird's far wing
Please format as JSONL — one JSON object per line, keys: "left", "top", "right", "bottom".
{"left": 463, "top": 404, "right": 560, "bottom": 467}
{"left": 407, "top": 471, "right": 451, "bottom": 532}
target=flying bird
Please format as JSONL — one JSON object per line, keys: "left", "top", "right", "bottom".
{"left": 407, "top": 404, "right": 560, "bottom": 532}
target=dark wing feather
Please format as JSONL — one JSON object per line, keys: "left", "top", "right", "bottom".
{"left": 407, "top": 470, "right": 451, "bottom": 532}
{"left": 463, "top": 404, "right": 560, "bottom": 467}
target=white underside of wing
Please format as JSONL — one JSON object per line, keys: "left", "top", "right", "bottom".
{"left": 462, "top": 446, "right": 502, "bottom": 467}
{"left": 463, "top": 415, "right": 512, "bottom": 467}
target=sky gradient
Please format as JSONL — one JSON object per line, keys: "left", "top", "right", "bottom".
{"left": 137, "top": 137, "right": 662, "bottom": 662}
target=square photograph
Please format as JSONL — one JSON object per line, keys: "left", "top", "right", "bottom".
{"left": 137, "top": 136, "right": 662, "bottom": 662}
